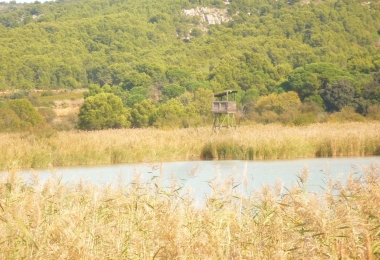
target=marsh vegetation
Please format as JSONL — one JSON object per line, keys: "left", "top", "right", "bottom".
{"left": 1, "top": 122, "right": 379, "bottom": 170}
{"left": 1, "top": 161, "right": 379, "bottom": 258}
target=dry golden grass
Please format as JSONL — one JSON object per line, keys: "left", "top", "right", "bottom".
{"left": 1, "top": 162, "right": 380, "bottom": 259}
{"left": 53, "top": 99, "right": 84, "bottom": 117}
{"left": 0, "top": 122, "right": 380, "bottom": 170}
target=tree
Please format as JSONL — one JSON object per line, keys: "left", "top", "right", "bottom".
{"left": 255, "top": 91, "right": 301, "bottom": 115}
{"left": 362, "top": 73, "right": 380, "bottom": 105}
{"left": 0, "top": 99, "right": 45, "bottom": 131}
{"left": 208, "top": 59, "right": 240, "bottom": 92}
{"left": 131, "top": 99, "right": 157, "bottom": 128}
{"left": 193, "top": 88, "right": 214, "bottom": 117}
{"left": 184, "top": 81, "right": 210, "bottom": 92}
{"left": 320, "top": 79, "right": 358, "bottom": 112}
{"left": 129, "top": 86, "right": 149, "bottom": 97}
{"left": 154, "top": 99, "right": 186, "bottom": 128}
{"left": 78, "top": 93, "right": 130, "bottom": 130}
{"left": 162, "top": 84, "right": 186, "bottom": 99}
{"left": 242, "top": 88, "right": 259, "bottom": 102}
{"left": 190, "top": 28, "right": 202, "bottom": 37}
{"left": 8, "top": 99, "right": 45, "bottom": 127}
{"left": 126, "top": 94, "right": 146, "bottom": 108}
{"left": 287, "top": 68, "right": 320, "bottom": 100}
{"left": 84, "top": 84, "right": 104, "bottom": 98}
{"left": 84, "top": 84, "right": 129, "bottom": 105}
{"left": 0, "top": 104, "right": 23, "bottom": 131}
{"left": 121, "top": 72, "right": 152, "bottom": 90}
{"left": 287, "top": 62, "right": 353, "bottom": 101}
{"left": 166, "top": 69, "right": 191, "bottom": 84}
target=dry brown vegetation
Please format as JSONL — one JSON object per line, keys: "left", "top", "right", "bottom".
{"left": 1, "top": 162, "right": 380, "bottom": 259}
{"left": 0, "top": 122, "right": 380, "bottom": 170}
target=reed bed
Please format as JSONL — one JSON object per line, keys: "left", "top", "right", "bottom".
{"left": 1, "top": 162, "right": 380, "bottom": 259}
{"left": 0, "top": 122, "right": 380, "bottom": 170}
{"left": 202, "top": 122, "right": 380, "bottom": 160}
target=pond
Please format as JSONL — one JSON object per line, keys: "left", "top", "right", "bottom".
{"left": 15, "top": 156, "right": 380, "bottom": 203}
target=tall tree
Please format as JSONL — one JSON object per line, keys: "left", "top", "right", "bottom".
{"left": 78, "top": 93, "right": 130, "bottom": 130}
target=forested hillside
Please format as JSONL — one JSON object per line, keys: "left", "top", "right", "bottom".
{"left": 0, "top": 0, "right": 380, "bottom": 129}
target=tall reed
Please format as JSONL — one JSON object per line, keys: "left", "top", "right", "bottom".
{"left": 1, "top": 163, "right": 380, "bottom": 258}
{"left": 0, "top": 122, "right": 379, "bottom": 170}
{"left": 202, "top": 122, "right": 380, "bottom": 159}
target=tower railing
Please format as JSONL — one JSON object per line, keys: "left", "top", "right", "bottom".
{"left": 212, "top": 90, "right": 238, "bottom": 133}
{"left": 212, "top": 101, "right": 237, "bottom": 114}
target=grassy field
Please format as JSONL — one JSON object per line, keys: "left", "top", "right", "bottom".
{"left": 0, "top": 122, "right": 380, "bottom": 170}
{"left": 38, "top": 91, "right": 84, "bottom": 103}
{"left": 0, "top": 161, "right": 379, "bottom": 258}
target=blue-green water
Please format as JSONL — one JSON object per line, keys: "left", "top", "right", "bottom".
{"left": 15, "top": 156, "right": 380, "bottom": 202}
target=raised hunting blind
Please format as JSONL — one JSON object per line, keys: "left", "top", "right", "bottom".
{"left": 212, "top": 90, "right": 237, "bottom": 132}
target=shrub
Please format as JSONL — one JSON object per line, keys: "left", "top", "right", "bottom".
{"left": 131, "top": 99, "right": 157, "bottom": 128}
{"left": 0, "top": 99, "right": 46, "bottom": 132}
{"left": 9, "top": 90, "right": 29, "bottom": 99}
{"left": 258, "top": 111, "right": 279, "bottom": 124}
{"left": 126, "top": 94, "right": 146, "bottom": 108}
{"left": 294, "top": 113, "right": 318, "bottom": 126}
{"left": 0, "top": 106, "right": 22, "bottom": 131}
{"left": 8, "top": 99, "right": 45, "bottom": 127}
{"left": 38, "top": 107, "right": 56, "bottom": 124}
{"left": 367, "top": 105, "right": 380, "bottom": 120}
{"left": 41, "top": 91, "right": 54, "bottom": 97}
{"left": 190, "top": 28, "right": 202, "bottom": 37}
{"left": 78, "top": 93, "right": 130, "bottom": 130}
{"left": 162, "top": 84, "right": 186, "bottom": 99}
{"left": 255, "top": 91, "right": 301, "bottom": 115}
{"left": 328, "top": 106, "right": 366, "bottom": 122}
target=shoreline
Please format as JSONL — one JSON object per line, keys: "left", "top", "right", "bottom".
{"left": 1, "top": 159, "right": 380, "bottom": 258}
{"left": 7, "top": 154, "right": 380, "bottom": 173}
{"left": 1, "top": 122, "right": 380, "bottom": 170}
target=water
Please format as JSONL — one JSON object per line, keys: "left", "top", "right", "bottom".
{"left": 15, "top": 156, "right": 380, "bottom": 202}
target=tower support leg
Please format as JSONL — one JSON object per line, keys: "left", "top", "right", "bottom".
{"left": 212, "top": 113, "right": 237, "bottom": 133}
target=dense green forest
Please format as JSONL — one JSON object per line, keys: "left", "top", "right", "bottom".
{"left": 0, "top": 0, "right": 380, "bottom": 129}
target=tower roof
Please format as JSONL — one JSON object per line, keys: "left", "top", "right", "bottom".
{"left": 213, "top": 90, "right": 238, "bottom": 98}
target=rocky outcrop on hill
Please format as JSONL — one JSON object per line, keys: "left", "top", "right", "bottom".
{"left": 182, "top": 7, "right": 231, "bottom": 25}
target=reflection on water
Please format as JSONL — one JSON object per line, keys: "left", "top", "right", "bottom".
{"left": 17, "top": 157, "right": 380, "bottom": 202}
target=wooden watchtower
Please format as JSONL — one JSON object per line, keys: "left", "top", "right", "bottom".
{"left": 212, "top": 90, "right": 237, "bottom": 132}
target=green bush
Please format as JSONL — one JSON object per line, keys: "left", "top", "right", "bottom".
{"left": 0, "top": 99, "right": 45, "bottom": 132}
{"left": 0, "top": 106, "right": 22, "bottom": 131}
{"left": 328, "top": 106, "right": 366, "bottom": 123}
{"left": 162, "top": 84, "right": 186, "bottom": 99}
{"left": 294, "top": 113, "right": 318, "bottom": 126}
{"left": 7, "top": 99, "right": 45, "bottom": 127}
{"left": 131, "top": 99, "right": 157, "bottom": 128}
{"left": 190, "top": 28, "right": 202, "bottom": 37}
{"left": 78, "top": 93, "right": 130, "bottom": 130}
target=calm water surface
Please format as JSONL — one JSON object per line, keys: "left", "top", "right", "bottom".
{"left": 17, "top": 157, "right": 380, "bottom": 202}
